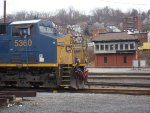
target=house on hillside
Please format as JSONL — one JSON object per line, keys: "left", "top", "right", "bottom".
{"left": 92, "top": 32, "right": 139, "bottom": 67}
{"left": 137, "top": 32, "right": 150, "bottom": 66}
{"left": 91, "top": 22, "right": 107, "bottom": 38}
{"left": 130, "top": 32, "right": 148, "bottom": 47}
{"left": 123, "top": 16, "right": 143, "bottom": 32}
{"left": 106, "top": 25, "right": 121, "bottom": 33}
{"left": 72, "top": 24, "right": 83, "bottom": 34}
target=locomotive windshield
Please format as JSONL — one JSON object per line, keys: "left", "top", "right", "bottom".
{"left": 39, "top": 20, "right": 58, "bottom": 35}
{"left": 39, "top": 26, "right": 54, "bottom": 34}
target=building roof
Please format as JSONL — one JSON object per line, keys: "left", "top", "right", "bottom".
{"left": 92, "top": 32, "right": 138, "bottom": 42}
{"left": 10, "top": 19, "right": 41, "bottom": 25}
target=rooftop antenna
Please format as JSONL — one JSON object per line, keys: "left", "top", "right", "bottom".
{"left": 4, "top": 0, "right": 6, "bottom": 23}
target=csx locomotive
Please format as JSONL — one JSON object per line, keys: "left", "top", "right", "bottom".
{"left": 0, "top": 19, "right": 88, "bottom": 89}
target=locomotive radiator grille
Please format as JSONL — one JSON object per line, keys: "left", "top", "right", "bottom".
{"left": 11, "top": 54, "right": 22, "bottom": 63}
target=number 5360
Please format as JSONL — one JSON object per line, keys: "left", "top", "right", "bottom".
{"left": 15, "top": 39, "right": 32, "bottom": 46}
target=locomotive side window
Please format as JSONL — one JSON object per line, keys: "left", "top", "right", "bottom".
{"left": 12, "top": 24, "right": 32, "bottom": 36}
{"left": 0, "top": 24, "right": 7, "bottom": 34}
{"left": 12, "top": 26, "right": 20, "bottom": 36}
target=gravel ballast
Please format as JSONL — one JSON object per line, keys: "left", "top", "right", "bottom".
{"left": 0, "top": 92, "right": 150, "bottom": 113}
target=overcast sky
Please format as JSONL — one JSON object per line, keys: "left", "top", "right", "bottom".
{"left": 0, "top": 0, "right": 149, "bottom": 16}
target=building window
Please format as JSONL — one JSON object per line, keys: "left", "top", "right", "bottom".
{"left": 120, "top": 43, "right": 124, "bottom": 50}
{"left": 100, "top": 44, "right": 104, "bottom": 50}
{"left": 104, "top": 57, "right": 108, "bottom": 63}
{"left": 125, "top": 44, "right": 128, "bottom": 50}
{"left": 129, "top": 43, "right": 135, "bottom": 50}
{"left": 95, "top": 44, "right": 99, "bottom": 51}
{"left": 110, "top": 44, "right": 114, "bottom": 50}
{"left": 115, "top": 44, "right": 118, "bottom": 50}
{"left": 123, "top": 56, "right": 127, "bottom": 63}
{"left": 105, "top": 44, "right": 109, "bottom": 50}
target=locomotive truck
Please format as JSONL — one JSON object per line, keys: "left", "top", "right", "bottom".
{"left": 0, "top": 19, "right": 88, "bottom": 89}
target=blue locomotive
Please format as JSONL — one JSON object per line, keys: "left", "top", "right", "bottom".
{"left": 0, "top": 19, "right": 88, "bottom": 89}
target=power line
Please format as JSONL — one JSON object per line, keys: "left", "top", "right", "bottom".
{"left": 99, "top": 0, "right": 146, "bottom": 6}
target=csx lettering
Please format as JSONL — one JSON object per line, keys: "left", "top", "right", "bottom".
{"left": 15, "top": 40, "right": 32, "bottom": 46}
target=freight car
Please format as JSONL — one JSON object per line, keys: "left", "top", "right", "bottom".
{"left": 0, "top": 19, "right": 88, "bottom": 89}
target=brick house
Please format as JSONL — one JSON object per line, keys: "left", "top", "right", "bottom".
{"left": 123, "top": 16, "right": 143, "bottom": 32}
{"left": 136, "top": 32, "right": 150, "bottom": 66}
{"left": 92, "top": 32, "right": 138, "bottom": 67}
{"left": 91, "top": 22, "right": 107, "bottom": 38}
{"left": 132, "top": 32, "right": 148, "bottom": 46}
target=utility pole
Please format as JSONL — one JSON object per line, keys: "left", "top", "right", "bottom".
{"left": 4, "top": 0, "right": 6, "bottom": 23}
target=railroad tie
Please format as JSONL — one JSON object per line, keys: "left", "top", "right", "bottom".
{"left": 0, "top": 98, "right": 9, "bottom": 106}
{"left": 0, "top": 91, "right": 36, "bottom": 107}
{"left": 0, "top": 91, "right": 37, "bottom": 97}
{"left": 0, "top": 95, "right": 16, "bottom": 102}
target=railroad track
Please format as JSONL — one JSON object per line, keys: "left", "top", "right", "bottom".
{"left": 33, "top": 86, "right": 149, "bottom": 95}
{"left": 87, "top": 67, "right": 150, "bottom": 86}
{"left": 1, "top": 85, "right": 150, "bottom": 96}
{"left": 1, "top": 69, "right": 150, "bottom": 107}
{"left": 80, "top": 87, "right": 150, "bottom": 95}
{"left": 84, "top": 68, "right": 150, "bottom": 95}
{"left": 0, "top": 90, "right": 36, "bottom": 107}
{"left": 88, "top": 75, "right": 150, "bottom": 79}
{"left": 87, "top": 75, "right": 150, "bottom": 87}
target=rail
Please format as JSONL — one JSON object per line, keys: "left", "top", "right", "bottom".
{"left": 85, "top": 70, "right": 150, "bottom": 95}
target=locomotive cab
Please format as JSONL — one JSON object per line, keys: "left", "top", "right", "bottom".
{"left": 10, "top": 19, "right": 58, "bottom": 65}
